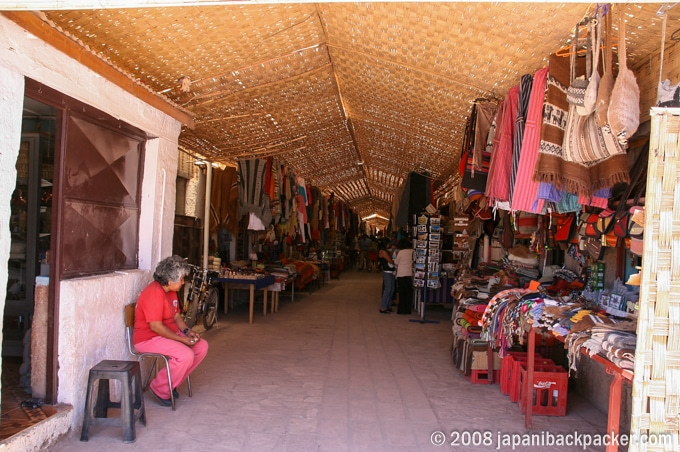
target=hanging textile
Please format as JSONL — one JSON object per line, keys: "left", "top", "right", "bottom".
{"left": 473, "top": 101, "right": 498, "bottom": 171}
{"left": 511, "top": 66, "right": 548, "bottom": 214}
{"left": 238, "top": 159, "right": 272, "bottom": 228}
{"left": 484, "top": 100, "right": 505, "bottom": 199}
{"left": 533, "top": 54, "right": 583, "bottom": 196}
{"left": 486, "top": 85, "right": 519, "bottom": 206}
{"left": 297, "top": 176, "right": 308, "bottom": 205}
{"left": 578, "top": 187, "right": 611, "bottom": 209}
{"left": 209, "top": 166, "right": 240, "bottom": 237}
{"left": 270, "top": 160, "right": 282, "bottom": 223}
{"left": 248, "top": 212, "right": 266, "bottom": 230}
{"left": 263, "top": 158, "right": 272, "bottom": 198}
{"left": 323, "top": 194, "right": 330, "bottom": 229}
{"left": 296, "top": 194, "right": 308, "bottom": 224}
{"left": 461, "top": 104, "right": 493, "bottom": 193}
{"left": 508, "top": 73, "right": 534, "bottom": 204}
{"left": 310, "top": 187, "right": 320, "bottom": 240}
{"left": 534, "top": 51, "right": 629, "bottom": 199}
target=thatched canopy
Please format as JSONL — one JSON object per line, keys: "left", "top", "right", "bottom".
{"left": 3, "top": 3, "right": 674, "bottom": 221}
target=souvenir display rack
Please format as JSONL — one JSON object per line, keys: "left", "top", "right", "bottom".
{"left": 412, "top": 212, "right": 444, "bottom": 323}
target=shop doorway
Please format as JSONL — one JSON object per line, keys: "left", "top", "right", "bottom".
{"left": 1, "top": 96, "right": 58, "bottom": 438}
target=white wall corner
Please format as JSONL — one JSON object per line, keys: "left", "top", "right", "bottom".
{"left": 0, "top": 66, "right": 25, "bottom": 409}
{"left": 58, "top": 270, "right": 149, "bottom": 432}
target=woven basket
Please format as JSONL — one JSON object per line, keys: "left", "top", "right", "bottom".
{"left": 630, "top": 108, "right": 680, "bottom": 452}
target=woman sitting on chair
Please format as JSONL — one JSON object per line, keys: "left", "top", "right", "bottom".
{"left": 133, "top": 255, "right": 209, "bottom": 407}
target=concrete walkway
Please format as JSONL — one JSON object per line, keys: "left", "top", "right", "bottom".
{"left": 49, "top": 270, "right": 611, "bottom": 452}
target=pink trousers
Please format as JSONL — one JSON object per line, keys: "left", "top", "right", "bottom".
{"left": 134, "top": 335, "right": 209, "bottom": 399}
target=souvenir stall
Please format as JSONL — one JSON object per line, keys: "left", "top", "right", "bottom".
{"left": 209, "top": 156, "right": 362, "bottom": 313}
{"left": 441, "top": 5, "right": 658, "bottom": 451}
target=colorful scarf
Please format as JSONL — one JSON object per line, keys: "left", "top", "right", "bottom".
{"left": 511, "top": 66, "right": 548, "bottom": 214}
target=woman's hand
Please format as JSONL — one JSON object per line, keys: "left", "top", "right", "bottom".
{"left": 184, "top": 330, "right": 201, "bottom": 346}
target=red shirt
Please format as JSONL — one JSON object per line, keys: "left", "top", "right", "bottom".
{"left": 133, "top": 281, "right": 179, "bottom": 344}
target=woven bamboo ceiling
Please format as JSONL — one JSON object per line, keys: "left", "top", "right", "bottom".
{"left": 6, "top": 3, "right": 675, "bottom": 221}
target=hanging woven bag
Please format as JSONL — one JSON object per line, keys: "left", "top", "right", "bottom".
{"left": 608, "top": 12, "right": 640, "bottom": 145}
{"left": 581, "top": 16, "right": 601, "bottom": 116}
{"left": 566, "top": 21, "right": 590, "bottom": 108}
{"left": 656, "top": 12, "right": 680, "bottom": 107}
{"left": 595, "top": 10, "right": 613, "bottom": 127}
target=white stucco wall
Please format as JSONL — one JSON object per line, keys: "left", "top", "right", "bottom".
{"left": 58, "top": 270, "right": 149, "bottom": 429}
{"left": 0, "top": 65, "right": 24, "bottom": 411}
{"left": 0, "top": 15, "right": 183, "bottom": 440}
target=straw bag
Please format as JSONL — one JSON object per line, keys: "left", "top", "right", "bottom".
{"left": 566, "top": 22, "right": 590, "bottom": 108}
{"left": 581, "top": 18, "right": 601, "bottom": 116}
{"left": 608, "top": 13, "right": 640, "bottom": 145}
{"left": 595, "top": 10, "right": 614, "bottom": 127}
{"left": 656, "top": 13, "right": 680, "bottom": 108}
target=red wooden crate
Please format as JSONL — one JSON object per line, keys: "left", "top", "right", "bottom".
{"left": 500, "top": 352, "right": 527, "bottom": 395}
{"left": 467, "top": 368, "right": 501, "bottom": 385}
{"left": 508, "top": 356, "right": 554, "bottom": 402}
{"left": 518, "top": 363, "right": 569, "bottom": 416}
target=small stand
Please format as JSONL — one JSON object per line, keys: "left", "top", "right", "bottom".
{"left": 409, "top": 289, "right": 440, "bottom": 324}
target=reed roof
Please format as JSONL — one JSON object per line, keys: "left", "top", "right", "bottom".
{"left": 15, "top": 3, "right": 675, "bottom": 220}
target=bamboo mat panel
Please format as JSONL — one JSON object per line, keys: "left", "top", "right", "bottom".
{"left": 630, "top": 108, "right": 680, "bottom": 452}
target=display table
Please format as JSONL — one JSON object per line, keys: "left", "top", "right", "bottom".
{"left": 217, "top": 275, "right": 276, "bottom": 324}
{"left": 525, "top": 327, "right": 632, "bottom": 452}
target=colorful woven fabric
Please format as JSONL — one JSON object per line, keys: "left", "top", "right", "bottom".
{"left": 511, "top": 66, "right": 549, "bottom": 214}
{"left": 486, "top": 85, "right": 519, "bottom": 205}
{"left": 533, "top": 54, "right": 587, "bottom": 196}
{"left": 508, "top": 73, "right": 534, "bottom": 204}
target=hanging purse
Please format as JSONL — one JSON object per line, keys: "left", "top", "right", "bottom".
{"left": 613, "top": 210, "right": 631, "bottom": 238}
{"left": 608, "top": 11, "right": 640, "bottom": 145}
{"left": 566, "top": 21, "right": 590, "bottom": 107}
{"left": 595, "top": 9, "right": 614, "bottom": 127}
{"left": 554, "top": 213, "right": 577, "bottom": 243}
{"left": 580, "top": 18, "right": 600, "bottom": 116}
{"left": 611, "top": 143, "right": 648, "bottom": 238}
{"left": 656, "top": 12, "right": 680, "bottom": 108}
{"left": 595, "top": 207, "right": 616, "bottom": 236}
{"left": 578, "top": 211, "right": 591, "bottom": 237}
{"left": 628, "top": 205, "right": 644, "bottom": 256}
{"left": 584, "top": 213, "right": 602, "bottom": 238}
{"left": 585, "top": 236, "right": 605, "bottom": 261}
{"left": 515, "top": 211, "right": 539, "bottom": 235}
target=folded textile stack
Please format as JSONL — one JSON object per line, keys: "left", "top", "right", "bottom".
{"left": 480, "top": 288, "right": 529, "bottom": 351}
{"left": 453, "top": 301, "right": 486, "bottom": 338}
{"left": 600, "top": 331, "right": 636, "bottom": 370}
{"left": 581, "top": 330, "right": 606, "bottom": 357}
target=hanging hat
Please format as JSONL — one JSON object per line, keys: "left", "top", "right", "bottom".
{"left": 626, "top": 271, "right": 641, "bottom": 286}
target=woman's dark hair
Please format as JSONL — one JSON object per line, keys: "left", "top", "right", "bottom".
{"left": 398, "top": 238, "right": 411, "bottom": 249}
{"left": 153, "top": 255, "right": 190, "bottom": 286}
